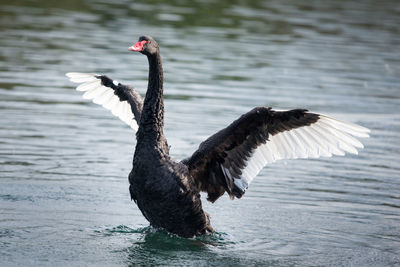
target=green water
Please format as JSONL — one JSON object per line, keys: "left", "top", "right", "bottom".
{"left": 1, "top": 0, "right": 399, "bottom": 266}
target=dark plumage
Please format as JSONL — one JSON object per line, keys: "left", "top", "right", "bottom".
{"left": 67, "top": 35, "right": 370, "bottom": 238}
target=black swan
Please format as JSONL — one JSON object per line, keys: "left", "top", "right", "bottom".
{"left": 66, "top": 35, "right": 370, "bottom": 238}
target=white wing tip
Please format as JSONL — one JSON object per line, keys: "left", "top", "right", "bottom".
{"left": 66, "top": 72, "right": 98, "bottom": 83}
{"left": 66, "top": 72, "right": 137, "bottom": 131}
{"left": 319, "top": 115, "right": 371, "bottom": 138}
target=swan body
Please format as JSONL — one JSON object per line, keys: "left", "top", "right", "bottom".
{"left": 67, "top": 35, "right": 370, "bottom": 238}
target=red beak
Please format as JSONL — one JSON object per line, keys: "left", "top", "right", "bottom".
{"left": 129, "top": 40, "right": 147, "bottom": 52}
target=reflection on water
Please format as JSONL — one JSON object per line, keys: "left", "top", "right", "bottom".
{"left": 1, "top": 0, "right": 400, "bottom": 266}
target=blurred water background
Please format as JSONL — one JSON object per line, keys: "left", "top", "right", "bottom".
{"left": 0, "top": 0, "right": 399, "bottom": 266}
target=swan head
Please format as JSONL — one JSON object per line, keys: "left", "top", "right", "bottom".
{"left": 129, "top": 35, "right": 159, "bottom": 56}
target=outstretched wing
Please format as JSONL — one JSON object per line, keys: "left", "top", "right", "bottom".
{"left": 66, "top": 72, "right": 143, "bottom": 131}
{"left": 183, "top": 107, "right": 370, "bottom": 202}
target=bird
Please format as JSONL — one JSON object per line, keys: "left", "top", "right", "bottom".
{"left": 66, "top": 35, "right": 370, "bottom": 238}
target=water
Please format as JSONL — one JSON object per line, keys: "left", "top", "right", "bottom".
{"left": 1, "top": 0, "right": 399, "bottom": 265}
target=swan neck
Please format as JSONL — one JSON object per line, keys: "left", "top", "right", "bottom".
{"left": 137, "top": 51, "right": 169, "bottom": 154}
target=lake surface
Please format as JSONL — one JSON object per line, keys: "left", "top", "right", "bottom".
{"left": 1, "top": 0, "right": 399, "bottom": 266}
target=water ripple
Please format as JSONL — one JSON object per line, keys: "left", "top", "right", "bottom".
{"left": 1, "top": 0, "right": 400, "bottom": 266}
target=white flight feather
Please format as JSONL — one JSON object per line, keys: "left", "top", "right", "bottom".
{"left": 66, "top": 72, "right": 138, "bottom": 131}
{"left": 232, "top": 115, "right": 370, "bottom": 192}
